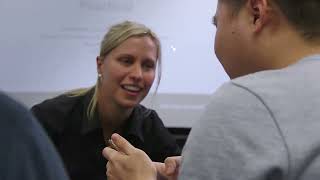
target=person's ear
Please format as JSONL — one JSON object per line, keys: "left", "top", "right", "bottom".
{"left": 248, "top": 0, "right": 272, "bottom": 33}
{"left": 96, "top": 56, "right": 104, "bottom": 75}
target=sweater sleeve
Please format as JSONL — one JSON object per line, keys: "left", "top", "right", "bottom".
{"left": 179, "top": 83, "right": 289, "bottom": 180}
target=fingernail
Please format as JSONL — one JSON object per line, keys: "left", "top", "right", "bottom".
{"left": 112, "top": 133, "right": 120, "bottom": 139}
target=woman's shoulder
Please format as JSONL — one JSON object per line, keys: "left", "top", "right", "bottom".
{"left": 132, "top": 104, "right": 168, "bottom": 132}
{"left": 31, "top": 93, "right": 81, "bottom": 115}
{"left": 134, "top": 104, "right": 160, "bottom": 120}
{"left": 31, "top": 88, "right": 94, "bottom": 115}
{"left": 30, "top": 89, "right": 92, "bottom": 132}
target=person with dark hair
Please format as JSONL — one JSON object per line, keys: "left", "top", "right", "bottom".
{"left": 102, "top": 0, "right": 320, "bottom": 179}
{"left": 31, "top": 20, "right": 180, "bottom": 180}
{"left": 0, "top": 92, "right": 69, "bottom": 180}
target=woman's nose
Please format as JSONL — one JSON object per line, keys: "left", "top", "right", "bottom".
{"left": 129, "top": 64, "right": 143, "bottom": 81}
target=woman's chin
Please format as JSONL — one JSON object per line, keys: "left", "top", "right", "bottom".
{"left": 118, "top": 99, "right": 140, "bottom": 109}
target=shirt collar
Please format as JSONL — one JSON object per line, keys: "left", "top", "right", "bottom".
{"left": 120, "top": 105, "right": 149, "bottom": 143}
{"left": 296, "top": 54, "right": 320, "bottom": 65}
{"left": 80, "top": 88, "right": 147, "bottom": 143}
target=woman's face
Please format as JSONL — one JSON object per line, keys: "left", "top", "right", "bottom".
{"left": 97, "top": 36, "right": 157, "bottom": 109}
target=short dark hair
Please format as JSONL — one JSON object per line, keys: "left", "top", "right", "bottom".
{"left": 276, "top": 0, "right": 320, "bottom": 41}
{"left": 221, "top": 0, "right": 320, "bottom": 41}
{"left": 221, "top": 0, "right": 246, "bottom": 13}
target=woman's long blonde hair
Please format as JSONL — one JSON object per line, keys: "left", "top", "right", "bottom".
{"left": 67, "top": 21, "right": 162, "bottom": 121}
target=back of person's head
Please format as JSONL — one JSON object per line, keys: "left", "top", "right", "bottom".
{"left": 221, "top": 0, "right": 320, "bottom": 42}
{"left": 271, "top": 0, "right": 320, "bottom": 41}
{"left": 214, "top": 0, "right": 320, "bottom": 79}
{"left": 0, "top": 92, "right": 69, "bottom": 180}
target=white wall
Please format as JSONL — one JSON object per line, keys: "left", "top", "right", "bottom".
{"left": 1, "top": 0, "right": 228, "bottom": 127}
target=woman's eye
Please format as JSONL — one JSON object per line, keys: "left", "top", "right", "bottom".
{"left": 143, "top": 62, "right": 155, "bottom": 70}
{"left": 119, "top": 57, "right": 132, "bottom": 65}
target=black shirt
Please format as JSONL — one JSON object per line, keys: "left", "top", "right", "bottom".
{"left": 31, "top": 89, "right": 181, "bottom": 180}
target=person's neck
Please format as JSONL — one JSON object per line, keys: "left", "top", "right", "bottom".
{"left": 260, "top": 28, "right": 320, "bottom": 70}
{"left": 98, "top": 100, "right": 133, "bottom": 140}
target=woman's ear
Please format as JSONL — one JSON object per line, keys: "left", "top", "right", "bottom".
{"left": 96, "top": 56, "right": 103, "bottom": 75}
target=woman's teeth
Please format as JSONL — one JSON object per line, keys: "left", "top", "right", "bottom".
{"left": 123, "top": 85, "right": 141, "bottom": 92}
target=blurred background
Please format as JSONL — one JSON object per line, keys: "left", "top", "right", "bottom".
{"left": 0, "top": 0, "right": 228, "bottom": 129}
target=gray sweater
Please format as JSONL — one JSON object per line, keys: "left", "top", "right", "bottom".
{"left": 179, "top": 55, "right": 320, "bottom": 180}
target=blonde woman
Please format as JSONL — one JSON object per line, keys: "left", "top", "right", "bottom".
{"left": 31, "top": 21, "right": 180, "bottom": 180}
